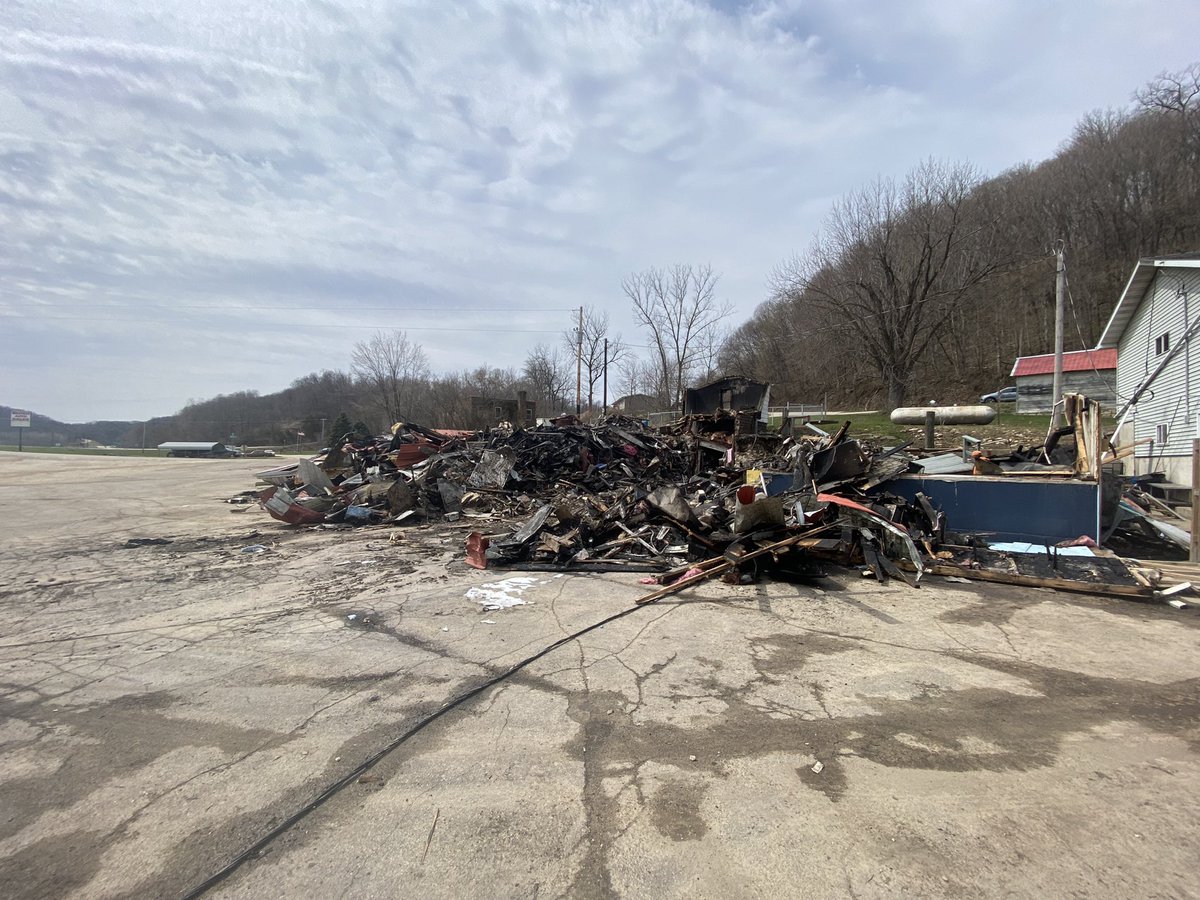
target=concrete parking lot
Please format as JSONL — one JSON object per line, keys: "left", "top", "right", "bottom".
{"left": 1, "top": 452, "right": 1198, "bottom": 899}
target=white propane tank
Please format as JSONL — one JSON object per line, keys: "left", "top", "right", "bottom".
{"left": 889, "top": 406, "right": 997, "bottom": 425}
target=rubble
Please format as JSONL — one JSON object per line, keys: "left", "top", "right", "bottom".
{"left": 246, "top": 394, "right": 1192, "bottom": 606}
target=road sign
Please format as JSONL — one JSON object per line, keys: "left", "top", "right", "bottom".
{"left": 10, "top": 410, "right": 30, "bottom": 428}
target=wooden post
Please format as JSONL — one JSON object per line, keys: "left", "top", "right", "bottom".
{"left": 1191, "top": 438, "right": 1199, "bottom": 563}
{"left": 603, "top": 337, "right": 608, "bottom": 415}
{"left": 575, "top": 306, "right": 583, "bottom": 415}
{"left": 924, "top": 410, "right": 935, "bottom": 451}
{"left": 1050, "top": 242, "right": 1066, "bottom": 431}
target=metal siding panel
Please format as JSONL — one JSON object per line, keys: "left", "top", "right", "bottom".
{"left": 885, "top": 476, "right": 1100, "bottom": 543}
{"left": 1014, "top": 374, "right": 1050, "bottom": 414}
{"left": 1123, "top": 268, "right": 1200, "bottom": 458}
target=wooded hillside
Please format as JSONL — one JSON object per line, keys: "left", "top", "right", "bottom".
{"left": 719, "top": 64, "right": 1200, "bottom": 409}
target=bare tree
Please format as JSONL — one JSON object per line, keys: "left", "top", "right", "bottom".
{"left": 616, "top": 356, "right": 662, "bottom": 403}
{"left": 522, "top": 343, "right": 570, "bottom": 413}
{"left": 623, "top": 264, "right": 732, "bottom": 409}
{"left": 351, "top": 329, "right": 430, "bottom": 426}
{"left": 1135, "top": 63, "right": 1200, "bottom": 115}
{"left": 561, "top": 307, "right": 626, "bottom": 411}
{"left": 769, "top": 160, "right": 1003, "bottom": 410}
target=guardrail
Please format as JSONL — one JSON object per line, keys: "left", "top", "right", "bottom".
{"left": 768, "top": 401, "right": 828, "bottom": 419}
{"left": 644, "top": 411, "right": 680, "bottom": 427}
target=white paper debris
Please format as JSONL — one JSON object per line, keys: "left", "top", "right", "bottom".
{"left": 989, "top": 541, "right": 1095, "bottom": 557}
{"left": 811, "top": 760, "right": 824, "bottom": 774}
{"left": 465, "top": 576, "right": 543, "bottom": 610}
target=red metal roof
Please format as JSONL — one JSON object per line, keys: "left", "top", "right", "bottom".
{"left": 1010, "top": 349, "right": 1117, "bottom": 378}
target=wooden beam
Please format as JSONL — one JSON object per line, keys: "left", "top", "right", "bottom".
{"left": 1192, "top": 439, "right": 1199, "bottom": 563}
{"left": 635, "top": 533, "right": 808, "bottom": 605}
{"left": 924, "top": 562, "right": 1153, "bottom": 601}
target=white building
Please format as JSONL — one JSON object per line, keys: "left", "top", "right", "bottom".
{"left": 1097, "top": 253, "right": 1200, "bottom": 487}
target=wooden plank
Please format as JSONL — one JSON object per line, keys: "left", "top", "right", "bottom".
{"left": 1138, "top": 490, "right": 1187, "bottom": 520}
{"left": 923, "top": 562, "right": 1153, "bottom": 601}
{"left": 635, "top": 534, "right": 808, "bottom": 605}
{"left": 1192, "top": 439, "right": 1199, "bottom": 563}
{"left": 615, "top": 521, "right": 660, "bottom": 557}
{"left": 994, "top": 468, "right": 1077, "bottom": 478}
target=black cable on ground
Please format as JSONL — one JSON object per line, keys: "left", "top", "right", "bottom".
{"left": 181, "top": 598, "right": 658, "bottom": 899}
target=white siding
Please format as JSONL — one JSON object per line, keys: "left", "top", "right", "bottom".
{"left": 1117, "top": 266, "right": 1200, "bottom": 467}
{"left": 1015, "top": 372, "right": 1117, "bottom": 413}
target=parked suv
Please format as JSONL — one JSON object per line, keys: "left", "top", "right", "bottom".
{"left": 980, "top": 386, "right": 1018, "bottom": 404}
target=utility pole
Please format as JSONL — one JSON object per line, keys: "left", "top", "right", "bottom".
{"left": 1050, "top": 241, "right": 1066, "bottom": 431}
{"left": 141, "top": 421, "right": 147, "bottom": 455}
{"left": 320, "top": 417, "right": 327, "bottom": 446}
{"left": 603, "top": 338, "right": 609, "bottom": 415}
{"left": 575, "top": 305, "right": 583, "bottom": 416}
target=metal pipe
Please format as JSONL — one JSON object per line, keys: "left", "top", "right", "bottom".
{"left": 1051, "top": 242, "right": 1066, "bottom": 431}
{"left": 575, "top": 306, "right": 583, "bottom": 415}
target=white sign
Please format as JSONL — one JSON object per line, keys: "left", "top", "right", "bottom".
{"left": 10, "top": 410, "right": 31, "bottom": 428}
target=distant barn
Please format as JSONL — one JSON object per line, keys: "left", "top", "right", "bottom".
{"left": 158, "top": 441, "right": 239, "bottom": 458}
{"left": 1009, "top": 350, "right": 1117, "bottom": 413}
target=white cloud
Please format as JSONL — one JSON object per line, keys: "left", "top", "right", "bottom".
{"left": 0, "top": 0, "right": 1197, "bottom": 420}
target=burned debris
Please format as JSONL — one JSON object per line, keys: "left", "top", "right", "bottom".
{"left": 247, "top": 393, "right": 1195, "bottom": 606}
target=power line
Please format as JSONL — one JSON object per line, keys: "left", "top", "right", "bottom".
{"left": 1064, "top": 275, "right": 1133, "bottom": 402}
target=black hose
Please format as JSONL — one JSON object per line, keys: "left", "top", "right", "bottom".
{"left": 181, "top": 598, "right": 656, "bottom": 899}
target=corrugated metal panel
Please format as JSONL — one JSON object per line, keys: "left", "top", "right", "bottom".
{"left": 1010, "top": 349, "right": 1116, "bottom": 377}
{"left": 1117, "top": 267, "right": 1200, "bottom": 460}
{"left": 1014, "top": 372, "right": 1117, "bottom": 413}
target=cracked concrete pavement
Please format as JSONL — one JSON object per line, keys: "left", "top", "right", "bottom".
{"left": 1, "top": 452, "right": 1199, "bottom": 899}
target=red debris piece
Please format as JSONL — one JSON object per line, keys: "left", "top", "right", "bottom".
{"left": 465, "top": 532, "right": 490, "bottom": 569}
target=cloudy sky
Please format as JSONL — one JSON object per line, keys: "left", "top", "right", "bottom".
{"left": 2, "top": 0, "right": 1198, "bottom": 422}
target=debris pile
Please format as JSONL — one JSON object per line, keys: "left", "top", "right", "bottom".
{"left": 253, "top": 415, "right": 945, "bottom": 588}
{"left": 247, "top": 395, "right": 1193, "bottom": 606}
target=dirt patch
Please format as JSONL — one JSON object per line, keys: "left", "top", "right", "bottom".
{"left": 0, "top": 691, "right": 284, "bottom": 842}
{"left": 0, "top": 829, "right": 111, "bottom": 899}
{"left": 648, "top": 778, "right": 709, "bottom": 841}
{"left": 750, "top": 632, "right": 859, "bottom": 676}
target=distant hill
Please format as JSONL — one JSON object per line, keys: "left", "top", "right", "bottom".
{"left": 0, "top": 405, "right": 140, "bottom": 448}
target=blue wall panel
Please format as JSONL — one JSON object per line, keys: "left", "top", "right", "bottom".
{"left": 881, "top": 475, "right": 1100, "bottom": 544}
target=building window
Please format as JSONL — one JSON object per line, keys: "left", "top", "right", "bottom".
{"left": 1155, "top": 332, "right": 1170, "bottom": 355}
{"left": 1156, "top": 423, "right": 1169, "bottom": 444}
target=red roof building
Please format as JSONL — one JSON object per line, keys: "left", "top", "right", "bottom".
{"left": 1009, "top": 349, "right": 1117, "bottom": 378}
{"left": 1006, "top": 349, "right": 1117, "bottom": 413}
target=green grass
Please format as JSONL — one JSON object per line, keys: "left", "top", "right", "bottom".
{"left": 0, "top": 445, "right": 169, "bottom": 457}
{"left": 782, "top": 406, "right": 1114, "bottom": 447}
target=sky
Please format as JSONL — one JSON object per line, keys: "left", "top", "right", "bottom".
{"left": 2, "top": 0, "right": 1198, "bottom": 423}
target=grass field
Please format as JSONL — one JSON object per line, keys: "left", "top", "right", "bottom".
{"left": 833, "top": 409, "right": 1053, "bottom": 444}
{"left": 0, "top": 445, "right": 169, "bottom": 457}
{"left": 795, "top": 406, "right": 1114, "bottom": 448}
{"left": 2, "top": 406, "right": 1111, "bottom": 458}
